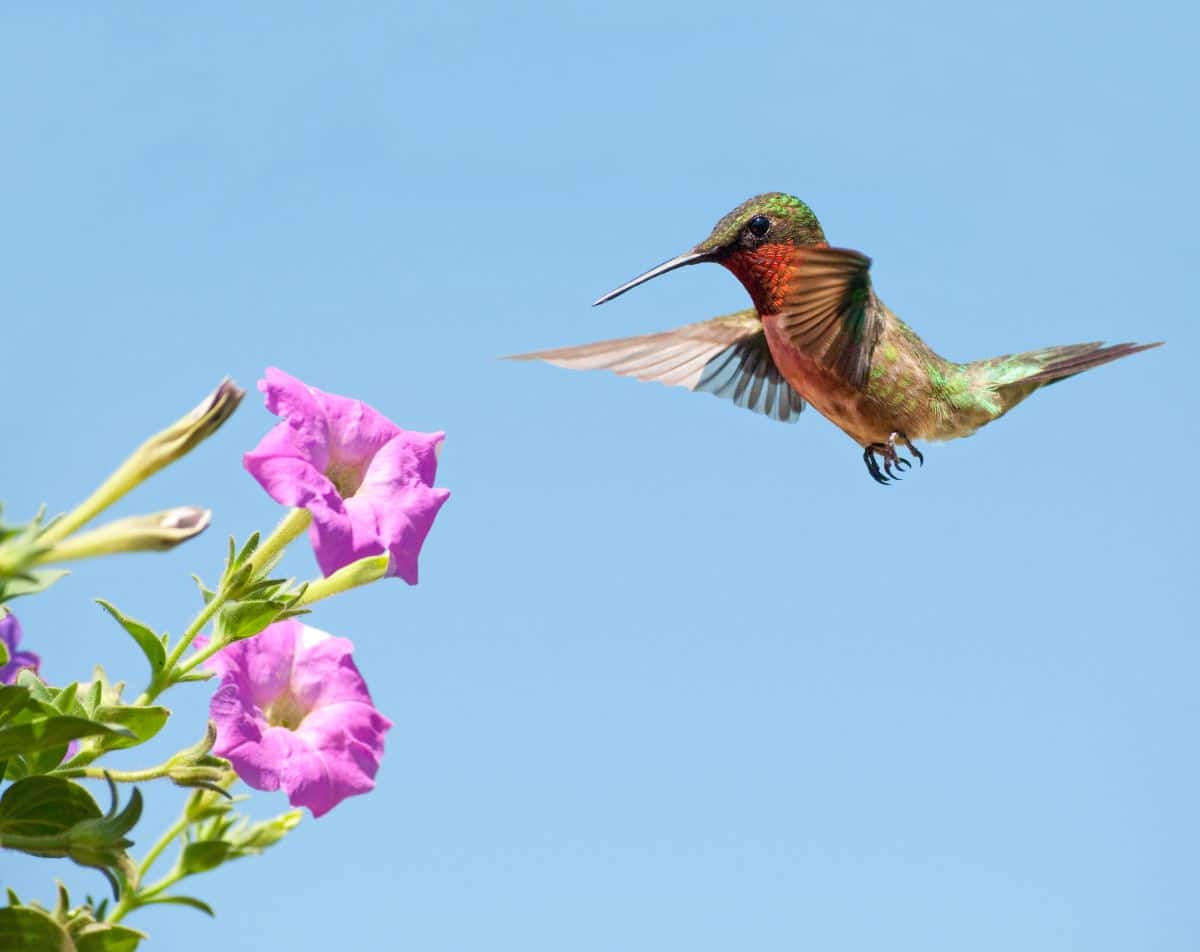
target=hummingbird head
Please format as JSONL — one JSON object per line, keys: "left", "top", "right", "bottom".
{"left": 593, "top": 193, "right": 827, "bottom": 312}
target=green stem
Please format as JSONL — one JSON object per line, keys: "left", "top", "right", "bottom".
{"left": 136, "top": 593, "right": 225, "bottom": 706}
{"left": 133, "top": 870, "right": 185, "bottom": 903}
{"left": 52, "top": 762, "right": 174, "bottom": 783}
{"left": 244, "top": 508, "right": 311, "bottom": 579}
{"left": 136, "top": 507, "right": 312, "bottom": 704}
{"left": 175, "top": 637, "right": 233, "bottom": 679}
{"left": 0, "top": 832, "right": 67, "bottom": 853}
{"left": 107, "top": 808, "right": 192, "bottom": 924}
{"left": 38, "top": 460, "right": 151, "bottom": 547}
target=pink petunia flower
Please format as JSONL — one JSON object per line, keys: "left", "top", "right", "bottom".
{"left": 0, "top": 612, "right": 40, "bottom": 684}
{"left": 243, "top": 368, "right": 450, "bottom": 584}
{"left": 206, "top": 619, "right": 392, "bottom": 817}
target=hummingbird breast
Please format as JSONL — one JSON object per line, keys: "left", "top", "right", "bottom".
{"left": 759, "top": 313, "right": 891, "bottom": 445}
{"left": 760, "top": 311, "right": 952, "bottom": 445}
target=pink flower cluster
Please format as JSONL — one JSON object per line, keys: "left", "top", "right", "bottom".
{"left": 207, "top": 370, "right": 448, "bottom": 816}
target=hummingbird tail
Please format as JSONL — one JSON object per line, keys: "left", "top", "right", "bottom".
{"left": 970, "top": 339, "right": 1162, "bottom": 421}
{"left": 1005, "top": 340, "right": 1163, "bottom": 388}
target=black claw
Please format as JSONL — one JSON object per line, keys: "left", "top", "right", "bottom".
{"left": 898, "top": 433, "right": 925, "bottom": 466}
{"left": 895, "top": 457, "right": 911, "bottom": 471}
{"left": 863, "top": 446, "right": 890, "bottom": 484}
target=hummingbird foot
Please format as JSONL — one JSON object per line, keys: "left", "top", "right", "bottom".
{"left": 895, "top": 432, "right": 924, "bottom": 467}
{"left": 862, "top": 432, "right": 923, "bottom": 485}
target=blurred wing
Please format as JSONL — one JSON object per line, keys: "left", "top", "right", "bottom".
{"left": 778, "top": 246, "right": 884, "bottom": 388}
{"left": 506, "top": 309, "right": 806, "bottom": 423}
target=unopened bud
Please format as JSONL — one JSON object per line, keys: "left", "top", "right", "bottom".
{"left": 40, "top": 379, "right": 244, "bottom": 547}
{"left": 144, "top": 378, "right": 245, "bottom": 476}
{"left": 39, "top": 507, "right": 212, "bottom": 563}
{"left": 294, "top": 554, "right": 390, "bottom": 606}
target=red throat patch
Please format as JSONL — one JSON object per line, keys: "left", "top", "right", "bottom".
{"left": 722, "top": 242, "right": 825, "bottom": 315}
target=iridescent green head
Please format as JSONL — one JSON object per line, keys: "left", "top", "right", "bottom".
{"left": 594, "top": 193, "right": 826, "bottom": 306}
{"left": 693, "top": 193, "right": 826, "bottom": 254}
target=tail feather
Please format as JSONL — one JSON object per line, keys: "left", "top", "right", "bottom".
{"left": 983, "top": 340, "right": 1162, "bottom": 397}
{"left": 1016, "top": 340, "right": 1162, "bottom": 387}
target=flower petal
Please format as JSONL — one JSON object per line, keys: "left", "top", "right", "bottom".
{"left": 245, "top": 369, "right": 450, "bottom": 583}
{"left": 243, "top": 425, "right": 341, "bottom": 510}
{"left": 313, "top": 389, "right": 403, "bottom": 470}
{"left": 0, "top": 613, "right": 40, "bottom": 684}
{"left": 307, "top": 504, "right": 387, "bottom": 578}
{"left": 284, "top": 702, "right": 392, "bottom": 817}
{"left": 259, "top": 368, "right": 331, "bottom": 469}
{"left": 354, "top": 433, "right": 451, "bottom": 584}
{"left": 207, "top": 620, "right": 391, "bottom": 817}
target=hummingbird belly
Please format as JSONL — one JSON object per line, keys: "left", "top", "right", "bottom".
{"left": 761, "top": 316, "right": 898, "bottom": 446}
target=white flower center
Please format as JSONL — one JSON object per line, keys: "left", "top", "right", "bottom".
{"left": 325, "top": 457, "right": 366, "bottom": 498}
{"left": 264, "top": 689, "right": 311, "bottom": 731}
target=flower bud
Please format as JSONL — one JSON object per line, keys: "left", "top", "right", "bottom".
{"left": 39, "top": 379, "right": 244, "bottom": 547}
{"left": 140, "top": 378, "right": 245, "bottom": 477}
{"left": 38, "top": 507, "right": 212, "bottom": 563}
{"left": 294, "top": 553, "right": 390, "bottom": 606}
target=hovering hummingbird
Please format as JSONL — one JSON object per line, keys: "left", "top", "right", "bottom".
{"left": 510, "top": 193, "right": 1161, "bottom": 483}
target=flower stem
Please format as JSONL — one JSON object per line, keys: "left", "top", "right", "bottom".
{"left": 52, "top": 762, "right": 174, "bottom": 783}
{"left": 137, "top": 593, "right": 225, "bottom": 705}
{"left": 137, "top": 507, "right": 312, "bottom": 704}
{"left": 38, "top": 459, "right": 153, "bottom": 547}
{"left": 174, "top": 636, "right": 232, "bottom": 679}
{"left": 106, "top": 807, "right": 192, "bottom": 924}
{"left": 244, "top": 508, "right": 312, "bottom": 579}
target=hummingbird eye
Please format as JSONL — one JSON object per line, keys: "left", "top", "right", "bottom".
{"left": 746, "top": 215, "right": 772, "bottom": 239}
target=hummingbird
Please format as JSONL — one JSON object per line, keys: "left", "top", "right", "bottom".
{"left": 510, "top": 193, "right": 1161, "bottom": 483}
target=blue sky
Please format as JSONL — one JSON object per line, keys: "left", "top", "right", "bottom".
{"left": 1, "top": 2, "right": 1197, "bottom": 949}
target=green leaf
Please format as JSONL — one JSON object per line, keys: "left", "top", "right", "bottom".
{"left": 95, "top": 601, "right": 165, "bottom": 674}
{"left": 0, "top": 569, "right": 70, "bottom": 604}
{"left": 233, "top": 532, "right": 260, "bottom": 568}
{"left": 74, "top": 924, "right": 144, "bottom": 952}
{"left": 0, "top": 685, "right": 34, "bottom": 725}
{"left": 190, "top": 574, "right": 215, "bottom": 605}
{"left": 215, "top": 599, "right": 283, "bottom": 642}
{"left": 90, "top": 706, "right": 169, "bottom": 752}
{"left": 178, "top": 839, "right": 232, "bottom": 875}
{"left": 0, "top": 639, "right": 8, "bottom": 666}
{"left": 1, "top": 779, "right": 143, "bottom": 898}
{"left": 82, "top": 680, "right": 103, "bottom": 718}
{"left": 0, "top": 905, "right": 73, "bottom": 951}
{"left": 22, "top": 743, "right": 74, "bottom": 778}
{"left": 138, "top": 894, "right": 214, "bottom": 917}
{"left": 233, "top": 810, "right": 303, "bottom": 852}
{"left": 0, "top": 776, "right": 101, "bottom": 839}
{"left": 51, "top": 683, "right": 80, "bottom": 715}
{"left": 16, "top": 670, "right": 54, "bottom": 703}
{"left": 0, "top": 717, "right": 127, "bottom": 760}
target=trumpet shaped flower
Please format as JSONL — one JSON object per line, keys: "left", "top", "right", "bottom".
{"left": 0, "top": 612, "right": 40, "bottom": 684}
{"left": 243, "top": 368, "right": 449, "bottom": 584}
{"left": 207, "top": 620, "right": 392, "bottom": 817}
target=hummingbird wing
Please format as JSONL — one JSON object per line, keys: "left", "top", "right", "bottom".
{"left": 778, "top": 247, "right": 885, "bottom": 389}
{"left": 506, "top": 309, "right": 806, "bottom": 422}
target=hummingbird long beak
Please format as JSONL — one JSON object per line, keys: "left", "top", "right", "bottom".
{"left": 592, "top": 249, "right": 717, "bottom": 306}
